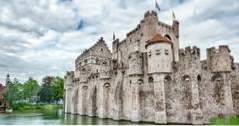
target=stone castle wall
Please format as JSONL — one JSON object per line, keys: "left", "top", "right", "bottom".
{"left": 64, "top": 10, "right": 239, "bottom": 124}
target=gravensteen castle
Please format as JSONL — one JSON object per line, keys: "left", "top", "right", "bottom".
{"left": 64, "top": 10, "right": 239, "bottom": 124}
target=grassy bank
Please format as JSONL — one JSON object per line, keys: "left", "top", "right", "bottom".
{"left": 12, "top": 103, "right": 63, "bottom": 112}
{"left": 210, "top": 115, "right": 239, "bottom": 125}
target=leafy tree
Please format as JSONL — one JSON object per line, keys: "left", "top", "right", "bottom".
{"left": 52, "top": 76, "right": 64, "bottom": 102}
{"left": 23, "top": 77, "right": 40, "bottom": 103}
{"left": 5, "top": 77, "right": 22, "bottom": 105}
{"left": 38, "top": 76, "right": 54, "bottom": 103}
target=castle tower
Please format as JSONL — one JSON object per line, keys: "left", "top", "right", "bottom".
{"left": 204, "top": 45, "right": 234, "bottom": 121}
{"left": 64, "top": 71, "right": 75, "bottom": 113}
{"left": 128, "top": 51, "right": 144, "bottom": 122}
{"left": 145, "top": 34, "right": 173, "bottom": 124}
{"left": 178, "top": 47, "right": 203, "bottom": 124}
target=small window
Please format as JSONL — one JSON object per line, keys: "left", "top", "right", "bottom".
{"left": 156, "top": 49, "right": 161, "bottom": 55}
{"left": 141, "top": 33, "right": 143, "bottom": 36}
{"left": 96, "top": 58, "right": 99, "bottom": 64}
{"left": 165, "top": 49, "right": 169, "bottom": 55}
{"left": 103, "top": 61, "right": 107, "bottom": 65}
{"left": 101, "top": 48, "right": 103, "bottom": 52}
{"left": 148, "top": 51, "right": 152, "bottom": 57}
{"left": 84, "top": 59, "right": 87, "bottom": 63}
{"left": 148, "top": 76, "right": 154, "bottom": 83}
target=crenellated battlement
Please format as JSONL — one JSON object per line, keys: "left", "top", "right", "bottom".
{"left": 64, "top": 10, "right": 239, "bottom": 124}
{"left": 64, "top": 71, "right": 75, "bottom": 88}
{"left": 207, "top": 45, "right": 230, "bottom": 56}
{"left": 65, "top": 71, "right": 74, "bottom": 79}
{"left": 144, "top": 10, "right": 157, "bottom": 18}
{"left": 179, "top": 46, "right": 200, "bottom": 58}
{"left": 206, "top": 45, "right": 233, "bottom": 72}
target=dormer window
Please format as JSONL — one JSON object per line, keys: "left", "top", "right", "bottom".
{"left": 165, "top": 49, "right": 169, "bottom": 55}
{"left": 156, "top": 49, "right": 161, "bottom": 55}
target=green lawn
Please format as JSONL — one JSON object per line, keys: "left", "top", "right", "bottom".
{"left": 12, "top": 103, "right": 62, "bottom": 112}
{"left": 210, "top": 115, "right": 239, "bottom": 125}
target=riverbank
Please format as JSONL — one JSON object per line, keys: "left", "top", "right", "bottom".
{"left": 11, "top": 103, "right": 63, "bottom": 112}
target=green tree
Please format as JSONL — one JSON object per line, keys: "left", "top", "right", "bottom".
{"left": 5, "top": 77, "right": 22, "bottom": 105}
{"left": 38, "top": 76, "right": 54, "bottom": 103}
{"left": 52, "top": 76, "right": 64, "bottom": 102}
{"left": 23, "top": 77, "right": 40, "bottom": 103}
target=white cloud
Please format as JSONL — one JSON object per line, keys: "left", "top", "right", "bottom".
{"left": 0, "top": 0, "right": 238, "bottom": 83}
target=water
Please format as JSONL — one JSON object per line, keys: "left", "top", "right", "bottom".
{"left": 0, "top": 110, "right": 154, "bottom": 125}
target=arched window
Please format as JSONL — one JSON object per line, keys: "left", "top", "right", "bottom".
{"left": 104, "top": 83, "right": 111, "bottom": 88}
{"left": 197, "top": 75, "right": 201, "bottom": 82}
{"left": 138, "top": 79, "right": 143, "bottom": 85}
{"left": 164, "top": 75, "right": 172, "bottom": 83}
{"left": 164, "top": 34, "right": 172, "bottom": 41}
{"left": 148, "top": 76, "right": 154, "bottom": 83}
{"left": 82, "top": 86, "right": 88, "bottom": 90}
{"left": 95, "top": 58, "right": 99, "bottom": 64}
{"left": 182, "top": 75, "right": 191, "bottom": 82}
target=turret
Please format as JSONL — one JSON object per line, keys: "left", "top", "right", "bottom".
{"left": 206, "top": 45, "right": 233, "bottom": 72}
{"left": 145, "top": 34, "right": 173, "bottom": 74}
{"left": 64, "top": 71, "right": 74, "bottom": 89}
{"left": 112, "top": 38, "right": 119, "bottom": 59}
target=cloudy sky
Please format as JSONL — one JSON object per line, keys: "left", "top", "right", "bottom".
{"left": 0, "top": 0, "right": 238, "bottom": 84}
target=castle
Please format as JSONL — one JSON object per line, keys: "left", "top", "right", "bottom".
{"left": 64, "top": 10, "right": 239, "bottom": 124}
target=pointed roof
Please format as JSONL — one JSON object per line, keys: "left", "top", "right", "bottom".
{"left": 145, "top": 34, "right": 172, "bottom": 48}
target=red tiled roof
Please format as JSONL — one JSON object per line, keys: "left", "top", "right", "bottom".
{"left": 145, "top": 34, "right": 172, "bottom": 48}
{"left": 0, "top": 84, "right": 5, "bottom": 93}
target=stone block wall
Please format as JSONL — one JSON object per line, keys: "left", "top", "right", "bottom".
{"left": 64, "top": 10, "right": 239, "bottom": 124}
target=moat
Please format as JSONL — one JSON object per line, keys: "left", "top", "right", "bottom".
{"left": 0, "top": 110, "right": 153, "bottom": 125}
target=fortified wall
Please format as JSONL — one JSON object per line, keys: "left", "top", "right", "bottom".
{"left": 64, "top": 10, "right": 239, "bottom": 124}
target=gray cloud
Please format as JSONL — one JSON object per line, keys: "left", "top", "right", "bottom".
{"left": 0, "top": 0, "right": 238, "bottom": 84}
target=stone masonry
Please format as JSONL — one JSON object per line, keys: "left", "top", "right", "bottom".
{"left": 64, "top": 10, "right": 239, "bottom": 124}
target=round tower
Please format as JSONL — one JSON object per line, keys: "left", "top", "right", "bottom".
{"left": 145, "top": 34, "right": 173, "bottom": 74}
{"left": 145, "top": 34, "right": 173, "bottom": 123}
